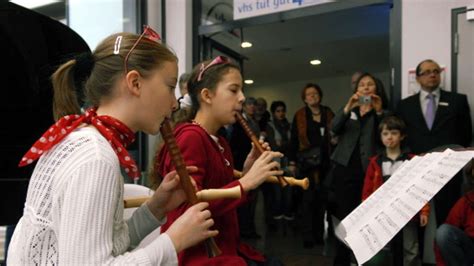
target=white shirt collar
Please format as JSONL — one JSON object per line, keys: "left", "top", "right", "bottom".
{"left": 419, "top": 87, "right": 441, "bottom": 99}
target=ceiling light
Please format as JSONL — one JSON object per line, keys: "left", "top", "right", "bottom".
{"left": 241, "top": 42, "right": 253, "bottom": 48}
{"left": 244, "top": 79, "right": 254, "bottom": 84}
{"left": 310, "top": 59, "right": 322, "bottom": 65}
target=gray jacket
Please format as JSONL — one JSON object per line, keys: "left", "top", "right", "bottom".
{"left": 330, "top": 108, "right": 387, "bottom": 171}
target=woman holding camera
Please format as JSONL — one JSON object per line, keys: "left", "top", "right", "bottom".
{"left": 288, "top": 83, "right": 334, "bottom": 248}
{"left": 329, "top": 72, "right": 388, "bottom": 266}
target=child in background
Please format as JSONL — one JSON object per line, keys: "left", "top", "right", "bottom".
{"left": 362, "top": 115, "right": 429, "bottom": 266}
{"left": 266, "top": 101, "right": 293, "bottom": 227}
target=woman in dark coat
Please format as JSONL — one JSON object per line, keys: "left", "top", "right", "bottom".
{"left": 288, "top": 83, "right": 335, "bottom": 248}
{"left": 330, "top": 73, "right": 388, "bottom": 266}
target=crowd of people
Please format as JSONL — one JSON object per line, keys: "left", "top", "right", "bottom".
{"left": 4, "top": 26, "right": 474, "bottom": 266}
{"left": 220, "top": 60, "right": 473, "bottom": 266}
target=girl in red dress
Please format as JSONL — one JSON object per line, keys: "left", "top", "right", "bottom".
{"left": 157, "top": 56, "right": 283, "bottom": 265}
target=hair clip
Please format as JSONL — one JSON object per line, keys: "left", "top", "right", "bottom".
{"left": 113, "top": 35, "right": 123, "bottom": 55}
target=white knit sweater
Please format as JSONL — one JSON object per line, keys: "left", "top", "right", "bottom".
{"left": 7, "top": 127, "right": 177, "bottom": 265}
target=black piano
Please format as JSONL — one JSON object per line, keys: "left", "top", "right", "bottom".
{"left": 0, "top": 2, "right": 90, "bottom": 225}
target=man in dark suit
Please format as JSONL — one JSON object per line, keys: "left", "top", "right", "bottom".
{"left": 397, "top": 59, "right": 471, "bottom": 154}
{"left": 397, "top": 59, "right": 472, "bottom": 224}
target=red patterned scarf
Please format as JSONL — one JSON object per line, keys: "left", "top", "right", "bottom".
{"left": 19, "top": 108, "right": 140, "bottom": 180}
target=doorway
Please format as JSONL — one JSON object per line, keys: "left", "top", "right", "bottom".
{"left": 452, "top": 6, "right": 474, "bottom": 145}
{"left": 197, "top": 2, "right": 392, "bottom": 117}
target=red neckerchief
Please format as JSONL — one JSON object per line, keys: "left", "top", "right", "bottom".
{"left": 19, "top": 108, "right": 140, "bottom": 180}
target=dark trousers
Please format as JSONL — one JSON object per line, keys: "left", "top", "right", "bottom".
{"left": 331, "top": 161, "right": 364, "bottom": 266}
{"left": 271, "top": 183, "right": 293, "bottom": 217}
{"left": 238, "top": 189, "right": 258, "bottom": 236}
{"left": 300, "top": 169, "right": 325, "bottom": 243}
{"left": 436, "top": 224, "right": 474, "bottom": 266}
{"left": 261, "top": 183, "right": 276, "bottom": 225}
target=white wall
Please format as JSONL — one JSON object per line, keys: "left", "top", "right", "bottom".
{"left": 401, "top": 0, "right": 474, "bottom": 98}
{"left": 402, "top": 3, "right": 473, "bottom": 261}
{"left": 245, "top": 72, "right": 390, "bottom": 119}
{"left": 68, "top": 0, "right": 125, "bottom": 50}
{"left": 165, "top": 0, "right": 193, "bottom": 98}
{"left": 146, "top": 0, "right": 194, "bottom": 166}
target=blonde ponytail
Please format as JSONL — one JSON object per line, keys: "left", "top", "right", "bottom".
{"left": 51, "top": 59, "right": 81, "bottom": 121}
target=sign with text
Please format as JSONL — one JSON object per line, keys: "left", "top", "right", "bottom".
{"left": 233, "top": 0, "right": 335, "bottom": 20}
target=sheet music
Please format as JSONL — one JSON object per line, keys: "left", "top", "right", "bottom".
{"left": 335, "top": 149, "right": 474, "bottom": 264}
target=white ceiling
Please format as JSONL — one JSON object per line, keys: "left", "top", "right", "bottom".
{"left": 209, "top": 4, "right": 391, "bottom": 86}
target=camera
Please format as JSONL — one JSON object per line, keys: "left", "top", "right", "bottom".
{"left": 358, "top": 95, "right": 372, "bottom": 105}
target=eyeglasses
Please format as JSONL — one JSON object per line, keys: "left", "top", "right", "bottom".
{"left": 419, "top": 69, "right": 441, "bottom": 77}
{"left": 117, "top": 25, "right": 161, "bottom": 74}
{"left": 197, "top": 56, "right": 230, "bottom": 82}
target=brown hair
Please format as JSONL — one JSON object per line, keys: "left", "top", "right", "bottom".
{"left": 301, "top": 83, "right": 323, "bottom": 102}
{"left": 150, "top": 57, "right": 241, "bottom": 187}
{"left": 184, "top": 58, "right": 240, "bottom": 121}
{"left": 52, "top": 32, "right": 177, "bottom": 121}
{"left": 353, "top": 73, "right": 389, "bottom": 109}
{"left": 378, "top": 115, "right": 407, "bottom": 135}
